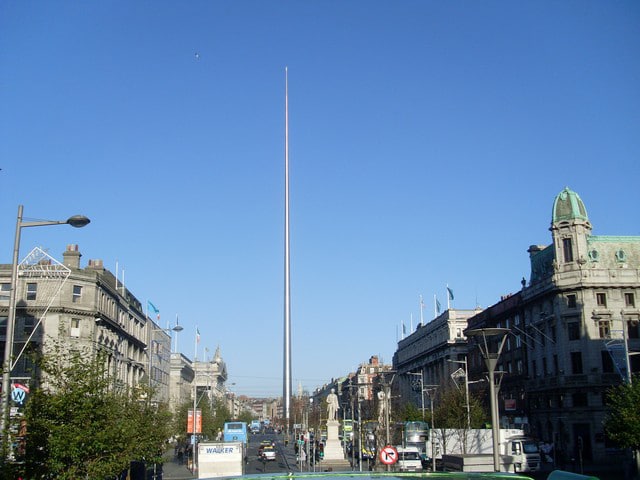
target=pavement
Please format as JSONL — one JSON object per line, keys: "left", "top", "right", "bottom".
{"left": 161, "top": 448, "right": 197, "bottom": 480}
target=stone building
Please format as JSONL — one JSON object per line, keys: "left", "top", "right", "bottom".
{"left": 0, "top": 244, "right": 193, "bottom": 413}
{"left": 465, "top": 187, "right": 640, "bottom": 463}
{"left": 392, "top": 308, "right": 482, "bottom": 409}
{"left": 391, "top": 187, "right": 639, "bottom": 465}
{"left": 0, "top": 245, "right": 149, "bottom": 396}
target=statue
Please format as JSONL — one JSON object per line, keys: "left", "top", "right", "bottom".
{"left": 326, "top": 388, "right": 339, "bottom": 421}
{"left": 377, "top": 390, "right": 386, "bottom": 423}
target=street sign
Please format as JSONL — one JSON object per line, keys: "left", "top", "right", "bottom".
{"left": 379, "top": 445, "right": 398, "bottom": 465}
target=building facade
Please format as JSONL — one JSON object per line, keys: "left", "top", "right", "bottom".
{"left": 0, "top": 244, "right": 198, "bottom": 417}
{"left": 391, "top": 188, "right": 639, "bottom": 465}
{"left": 0, "top": 245, "right": 149, "bottom": 396}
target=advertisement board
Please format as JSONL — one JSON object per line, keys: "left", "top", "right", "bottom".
{"left": 197, "top": 442, "right": 244, "bottom": 478}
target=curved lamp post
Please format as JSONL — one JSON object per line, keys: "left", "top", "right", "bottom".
{"left": 1, "top": 205, "right": 90, "bottom": 455}
{"left": 465, "top": 327, "right": 510, "bottom": 472}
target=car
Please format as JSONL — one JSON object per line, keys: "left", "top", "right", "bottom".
{"left": 260, "top": 445, "right": 277, "bottom": 461}
{"left": 396, "top": 446, "right": 423, "bottom": 472}
{"left": 257, "top": 440, "right": 272, "bottom": 453}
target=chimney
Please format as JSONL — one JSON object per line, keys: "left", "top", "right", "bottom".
{"left": 62, "top": 244, "right": 82, "bottom": 269}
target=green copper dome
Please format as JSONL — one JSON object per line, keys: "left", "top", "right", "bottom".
{"left": 552, "top": 187, "right": 589, "bottom": 223}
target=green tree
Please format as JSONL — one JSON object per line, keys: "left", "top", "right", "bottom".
{"left": 605, "top": 378, "right": 640, "bottom": 470}
{"left": 237, "top": 409, "right": 253, "bottom": 425}
{"left": 434, "top": 387, "right": 487, "bottom": 430}
{"left": 15, "top": 341, "right": 171, "bottom": 479}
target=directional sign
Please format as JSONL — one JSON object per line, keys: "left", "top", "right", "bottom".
{"left": 379, "top": 445, "right": 398, "bottom": 465}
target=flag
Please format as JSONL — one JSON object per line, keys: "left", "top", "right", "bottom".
{"left": 436, "top": 299, "right": 442, "bottom": 314}
{"left": 196, "top": 328, "right": 201, "bottom": 344}
{"left": 447, "top": 287, "right": 454, "bottom": 301}
{"left": 402, "top": 323, "right": 406, "bottom": 334}
{"left": 147, "top": 301, "right": 160, "bottom": 320}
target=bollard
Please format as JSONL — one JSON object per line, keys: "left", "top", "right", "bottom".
{"left": 547, "top": 470, "right": 599, "bottom": 480}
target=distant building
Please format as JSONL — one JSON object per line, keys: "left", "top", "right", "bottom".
{"left": 393, "top": 308, "right": 482, "bottom": 402}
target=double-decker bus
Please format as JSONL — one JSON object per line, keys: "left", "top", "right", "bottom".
{"left": 223, "top": 421, "right": 248, "bottom": 447}
{"left": 403, "top": 421, "right": 429, "bottom": 460}
{"left": 341, "top": 419, "right": 354, "bottom": 441}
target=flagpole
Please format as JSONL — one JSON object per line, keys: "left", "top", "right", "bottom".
{"left": 446, "top": 284, "right": 450, "bottom": 310}
{"left": 175, "top": 314, "right": 180, "bottom": 353}
{"left": 419, "top": 294, "right": 424, "bottom": 325}
{"left": 434, "top": 294, "right": 437, "bottom": 318}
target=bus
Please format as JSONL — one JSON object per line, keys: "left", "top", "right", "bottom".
{"left": 223, "top": 421, "right": 248, "bottom": 446}
{"left": 403, "top": 421, "right": 429, "bottom": 460}
{"left": 342, "top": 419, "right": 354, "bottom": 442}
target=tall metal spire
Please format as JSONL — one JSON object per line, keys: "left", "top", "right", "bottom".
{"left": 283, "top": 67, "right": 292, "bottom": 436}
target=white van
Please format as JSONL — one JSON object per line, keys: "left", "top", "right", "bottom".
{"left": 396, "top": 446, "right": 423, "bottom": 472}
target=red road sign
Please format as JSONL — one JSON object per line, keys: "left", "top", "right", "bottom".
{"left": 379, "top": 445, "right": 398, "bottom": 465}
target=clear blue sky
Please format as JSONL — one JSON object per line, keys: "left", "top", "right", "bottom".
{"left": 1, "top": 1, "right": 639, "bottom": 397}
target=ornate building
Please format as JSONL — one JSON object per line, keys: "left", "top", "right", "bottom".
{"left": 391, "top": 187, "right": 639, "bottom": 466}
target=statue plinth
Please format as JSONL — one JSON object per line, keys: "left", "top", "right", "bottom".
{"left": 322, "top": 419, "right": 346, "bottom": 462}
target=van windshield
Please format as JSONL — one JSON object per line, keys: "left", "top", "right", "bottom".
{"left": 400, "top": 452, "right": 420, "bottom": 460}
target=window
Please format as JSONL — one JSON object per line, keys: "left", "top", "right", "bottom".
{"left": 624, "top": 293, "right": 635, "bottom": 308}
{"left": 573, "top": 393, "right": 588, "bottom": 407}
{"left": 568, "top": 322, "right": 580, "bottom": 341}
{"left": 517, "top": 359, "right": 523, "bottom": 375}
{"left": 553, "top": 355, "right": 559, "bottom": 375}
{"left": 0, "top": 316, "right": 6, "bottom": 335}
{"left": 72, "top": 285, "right": 82, "bottom": 303}
{"left": 598, "top": 320, "right": 611, "bottom": 339}
{"left": 616, "top": 250, "right": 627, "bottom": 262}
{"left": 567, "top": 294, "right": 577, "bottom": 309}
{"left": 26, "top": 283, "right": 37, "bottom": 301}
{"left": 0, "top": 283, "right": 10, "bottom": 300}
{"left": 571, "top": 352, "right": 583, "bottom": 374}
{"left": 588, "top": 249, "right": 599, "bottom": 261}
{"left": 601, "top": 351, "right": 614, "bottom": 373}
{"left": 563, "top": 238, "right": 574, "bottom": 262}
{"left": 543, "top": 358, "right": 548, "bottom": 376}
{"left": 628, "top": 319, "right": 640, "bottom": 340}
{"left": 23, "top": 317, "right": 35, "bottom": 335}
{"left": 551, "top": 324, "right": 557, "bottom": 343}
{"left": 532, "top": 360, "right": 537, "bottom": 377}
{"left": 596, "top": 293, "right": 607, "bottom": 307}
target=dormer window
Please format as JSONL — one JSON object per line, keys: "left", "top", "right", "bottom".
{"left": 616, "top": 250, "right": 627, "bottom": 262}
{"left": 588, "top": 249, "right": 599, "bottom": 261}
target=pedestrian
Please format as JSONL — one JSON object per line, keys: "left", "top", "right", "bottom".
{"left": 177, "top": 444, "right": 184, "bottom": 465}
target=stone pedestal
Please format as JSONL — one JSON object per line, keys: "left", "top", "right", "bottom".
{"left": 321, "top": 420, "right": 350, "bottom": 470}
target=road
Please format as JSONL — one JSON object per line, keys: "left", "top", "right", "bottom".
{"left": 162, "top": 432, "right": 310, "bottom": 479}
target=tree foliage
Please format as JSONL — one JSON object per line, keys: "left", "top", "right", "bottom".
{"left": 604, "top": 377, "right": 640, "bottom": 451}
{"left": 15, "top": 340, "right": 171, "bottom": 479}
{"left": 434, "top": 387, "right": 487, "bottom": 430}
{"left": 173, "top": 395, "right": 231, "bottom": 442}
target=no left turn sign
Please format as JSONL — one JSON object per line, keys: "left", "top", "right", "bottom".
{"left": 379, "top": 445, "right": 398, "bottom": 465}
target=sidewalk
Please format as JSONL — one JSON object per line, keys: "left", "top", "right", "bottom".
{"left": 161, "top": 448, "right": 196, "bottom": 480}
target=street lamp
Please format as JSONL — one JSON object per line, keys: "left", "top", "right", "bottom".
{"left": 406, "top": 371, "right": 425, "bottom": 421}
{"left": 1, "top": 205, "right": 90, "bottom": 451}
{"left": 423, "top": 386, "right": 438, "bottom": 472}
{"left": 465, "top": 327, "right": 510, "bottom": 472}
{"left": 447, "top": 357, "right": 471, "bottom": 430}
